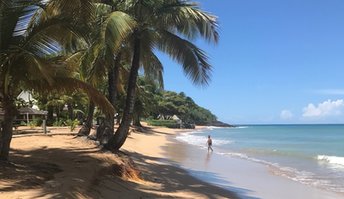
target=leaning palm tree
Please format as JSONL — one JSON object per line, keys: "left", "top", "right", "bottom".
{"left": 105, "top": 0, "right": 218, "bottom": 151}
{"left": 77, "top": 2, "right": 137, "bottom": 137}
{"left": 0, "top": 0, "right": 114, "bottom": 161}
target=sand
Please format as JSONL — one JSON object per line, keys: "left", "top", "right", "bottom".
{"left": 0, "top": 125, "right": 238, "bottom": 199}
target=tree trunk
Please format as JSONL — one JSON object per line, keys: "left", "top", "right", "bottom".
{"left": 67, "top": 103, "right": 74, "bottom": 120}
{"left": 77, "top": 101, "right": 95, "bottom": 136}
{"left": 105, "top": 37, "right": 141, "bottom": 151}
{"left": 97, "top": 52, "right": 122, "bottom": 143}
{"left": 0, "top": 97, "right": 16, "bottom": 161}
{"left": 47, "top": 105, "right": 54, "bottom": 125}
{"left": 133, "top": 113, "right": 142, "bottom": 127}
{"left": 104, "top": 52, "right": 121, "bottom": 132}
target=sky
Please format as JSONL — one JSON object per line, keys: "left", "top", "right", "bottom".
{"left": 159, "top": 0, "right": 344, "bottom": 124}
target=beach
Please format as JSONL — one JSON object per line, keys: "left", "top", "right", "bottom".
{"left": 1, "top": 125, "right": 343, "bottom": 199}
{"left": 0, "top": 125, "right": 238, "bottom": 199}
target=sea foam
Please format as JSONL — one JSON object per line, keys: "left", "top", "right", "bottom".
{"left": 317, "top": 155, "right": 344, "bottom": 168}
{"left": 218, "top": 152, "right": 343, "bottom": 193}
{"left": 176, "top": 132, "right": 232, "bottom": 147}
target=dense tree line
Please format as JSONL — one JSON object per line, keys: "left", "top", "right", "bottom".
{"left": 144, "top": 89, "right": 217, "bottom": 125}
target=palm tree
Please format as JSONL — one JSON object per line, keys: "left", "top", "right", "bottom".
{"left": 131, "top": 77, "right": 163, "bottom": 127}
{"left": 105, "top": 0, "right": 218, "bottom": 151}
{"left": 77, "top": 2, "right": 137, "bottom": 137}
{"left": 0, "top": 0, "right": 114, "bottom": 161}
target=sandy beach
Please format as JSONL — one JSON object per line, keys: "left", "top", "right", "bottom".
{"left": 1, "top": 125, "right": 343, "bottom": 199}
{"left": 0, "top": 125, "right": 238, "bottom": 199}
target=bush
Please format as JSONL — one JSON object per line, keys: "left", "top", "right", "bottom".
{"left": 53, "top": 119, "right": 65, "bottom": 127}
{"left": 147, "top": 120, "right": 180, "bottom": 128}
{"left": 66, "top": 119, "right": 79, "bottom": 131}
{"left": 28, "top": 118, "right": 41, "bottom": 129}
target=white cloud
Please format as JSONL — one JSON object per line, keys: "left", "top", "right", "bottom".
{"left": 280, "top": 110, "right": 293, "bottom": 120}
{"left": 302, "top": 99, "right": 344, "bottom": 118}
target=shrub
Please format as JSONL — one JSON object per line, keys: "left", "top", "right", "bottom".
{"left": 147, "top": 120, "right": 180, "bottom": 128}
{"left": 28, "top": 118, "right": 41, "bottom": 129}
{"left": 53, "top": 119, "right": 65, "bottom": 127}
{"left": 66, "top": 119, "right": 79, "bottom": 131}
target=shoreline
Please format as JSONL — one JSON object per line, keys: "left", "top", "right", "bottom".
{"left": 170, "top": 127, "right": 344, "bottom": 199}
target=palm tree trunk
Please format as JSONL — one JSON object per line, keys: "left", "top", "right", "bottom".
{"left": 105, "top": 38, "right": 140, "bottom": 151}
{"left": 133, "top": 113, "right": 142, "bottom": 127}
{"left": 105, "top": 52, "right": 121, "bottom": 132}
{"left": 110, "top": 52, "right": 121, "bottom": 110}
{"left": 0, "top": 97, "right": 16, "bottom": 161}
{"left": 97, "top": 52, "right": 122, "bottom": 142}
{"left": 77, "top": 101, "right": 95, "bottom": 136}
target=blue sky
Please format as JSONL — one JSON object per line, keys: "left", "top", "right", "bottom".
{"left": 159, "top": 0, "right": 344, "bottom": 124}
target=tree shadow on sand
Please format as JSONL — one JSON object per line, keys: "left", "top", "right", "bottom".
{"left": 124, "top": 151, "right": 260, "bottom": 199}
{"left": 0, "top": 141, "right": 146, "bottom": 199}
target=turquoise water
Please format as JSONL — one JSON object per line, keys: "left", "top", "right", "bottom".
{"left": 176, "top": 125, "right": 344, "bottom": 194}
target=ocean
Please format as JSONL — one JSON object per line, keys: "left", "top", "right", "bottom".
{"left": 175, "top": 124, "right": 344, "bottom": 195}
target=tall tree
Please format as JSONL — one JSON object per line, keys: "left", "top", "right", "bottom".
{"left": 77, "top": 2, "right": 137, "bottom": 137}
{"left": 0, "top": 0, "right": 114, "bottom": 161}
{"left": 105, "top": 0, "right": 218, "bottom": 151}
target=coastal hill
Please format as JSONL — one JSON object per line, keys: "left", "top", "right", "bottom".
{"left": 143, "top": 90, "right": 234, "bottom": 128}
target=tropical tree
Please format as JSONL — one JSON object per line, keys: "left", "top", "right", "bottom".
{"left": 77, "top": 0, "right": 164, "bottom": 139}
{"left": 105, "top": 0, "right": 219, "bottom": 151}
{"left": 0, "top": 0, "right": 114, "bottom": 161}
{"left": 77, "top": 1, "right": 137, "bottom": 137}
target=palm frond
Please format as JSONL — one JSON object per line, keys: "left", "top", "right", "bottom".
{"left": 154, "top": 1, "right": 219, "bottom": 43}
{"left": 0, "top": 0, "right": 34, "bottom": 50}
{"left": 17, "top": 49, "right": 55, "bottom": 85}
{"left": 79, "top": 41, "right": 107, "bottom": 85}
{"left": 102, "top": 11, "right": 137, "bottom": 54}
{"left": 65, "top": 50, "right": 84, "bottom": 78}
{"left": 24, "top": 15, "right": 84, "bottom": 53}
{"left": 156, "top": 29, "right": 212, "bottom": 86}
{"left": 140, "top": 50, "right": 164, "bottom": 89}
{"left": 26, "top": 77, "right": 114, "bottom": 116}
{"left": 45, "top": 0, "right": 95, "bottom": 24}
{"left": 94, "top": 3, "right": 112, "bottom": 18}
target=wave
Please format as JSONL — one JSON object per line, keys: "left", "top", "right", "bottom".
{"left": 235, "top": 126, "right": 249, "bottom": 129}
{"left": 176, "top": 133, "right": 232, "bottom": 147}
{"left": 317, "top": 155, "right": 344, "bottom": 168}
{"left": 205, "top": 126, "right": 223, "bottom": 129}
{"left": 217, "top": 152, "right": 344, "bottom": 193}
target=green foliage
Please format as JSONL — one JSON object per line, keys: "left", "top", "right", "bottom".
{"left": 66, "top": 119, "right": 79, "bottom": 132}
{"left": 147, "top": 120, "right": 180, "bottom": 128}
{"left": 27, "top": 118, "right": 41, "bottom": 129}
{"left": 134, "top": 79, "right": 218, "bottom": 126}
{"left": 28, "top": 121, "right": 37, "bottom": 129}
{"left": 53, "top": 119, "right": 65, "bottom": 127}
{"left": 146, "top": 90, "right": 217, "bottom": 125}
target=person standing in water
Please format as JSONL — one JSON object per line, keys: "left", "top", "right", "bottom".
{"left": 207, "top": 135, "right": 213, "bottom": 152}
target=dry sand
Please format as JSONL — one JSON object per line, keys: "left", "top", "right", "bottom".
{"left": 0, "top": 125, "right": 238, "bottom": 199}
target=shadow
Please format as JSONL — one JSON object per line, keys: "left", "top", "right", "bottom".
{"left": 0, "top": 139, "right": 142, "bottom": 198}
{"left": 125, "top": 151, "right": 260, "bottom": 199}
{"left": 130, "top": 125, "right": 181, "bottom": 136}
{"left": 0, "top": 146, "right": 104, "bottom": 198}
